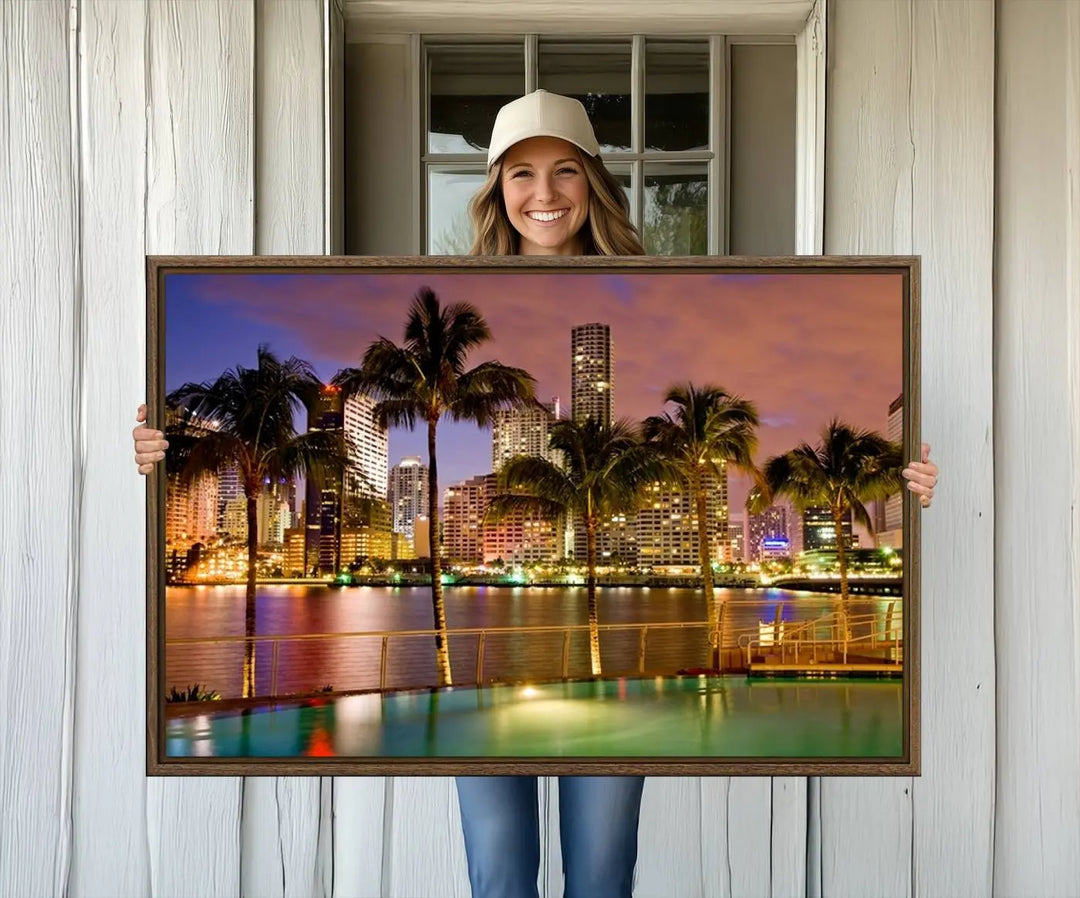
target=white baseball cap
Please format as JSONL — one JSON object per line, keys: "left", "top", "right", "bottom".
{"left": 486, "top": 89, "right": 601, "bottom": 169}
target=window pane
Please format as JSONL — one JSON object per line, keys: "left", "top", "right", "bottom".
{"left": 428, "top": 169, "right": 486, "bottom": 254}
{"left": 645, "top": 41, "right": 709, "bottom": 152}
{"left": 537, "top": 41, "right": 631, "bottom": 153}
{"left": 643, "top": 165, "right": 708, "bottom": 256}
{"left": 605, "top": 165, "right": 633, "bottom": 215}
{"left": 428, "top": 44, "right": 524, "bottom": 154}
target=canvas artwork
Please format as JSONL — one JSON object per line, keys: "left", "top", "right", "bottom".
{"left": 146, "top": 256, "right": 920, "bottom": 776}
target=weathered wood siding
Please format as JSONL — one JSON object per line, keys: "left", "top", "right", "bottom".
{"left": 2, "top": 1, "right": 1076, "bottom": 896}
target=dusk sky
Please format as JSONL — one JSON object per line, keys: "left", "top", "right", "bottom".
{"left": 164, "top": 270, "right": 904, "bottom": 521}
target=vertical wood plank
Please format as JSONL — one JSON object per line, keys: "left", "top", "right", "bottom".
{"left": 241, "top": 2, "right": 329, "bottom": 896}
{"left": 770, "top": 776, "right": 807, "bottom": 898}
{"left": 909, "top": 2, "right": 995, "bottom": 896}
{"left": 635, "top": 778, "right": 704, "bottom": 898}
{"left": 333, "top": 779, "right": 386, "bottom": 898}
{"left": 0, "top": 2, "right": 78, "bottom": 896}
{"left": 385, "top": 777, "right": 470, "bottom": 898}
{"left": 70, "top": 2, "right": 152, "bottom": 895}
{"left": 725, "top": 780, "right": 772, "bottom": 896}
{"left": 144, "top": 3, "right": 254, "bottom": 894}
{"left": 994, "top": 2, "right": 1080, "bottom": 892}
{"left": 255, "top": 0, "right": 324, "bottom": 256}
{"left": 822, "top": 2, "right": 915, "bottom": 894}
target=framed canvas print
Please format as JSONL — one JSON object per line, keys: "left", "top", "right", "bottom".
{"left": 145, "top": 255, "right": 921, "bottom": 776}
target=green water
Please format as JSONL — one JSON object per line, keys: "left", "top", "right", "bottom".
{"left": 165, "top": 675, "right": 903, "bottom": 759}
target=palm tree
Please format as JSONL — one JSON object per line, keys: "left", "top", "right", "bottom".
{"left": 747, "top": 419, "right": 903, "bottom": 603}
{"left": 486, "top": 417, "right": 667, "bottom": 676}
{"left": 644, "top": 383, "right": 760, "bottom": 666}
{"left": 333, "top": 287, "right": 536, "bottom": 687}
{"left": 166, "top": 345, "right": 351, "bottom": 699}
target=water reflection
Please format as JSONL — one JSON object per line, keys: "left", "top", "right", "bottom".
{"left": 164, "top": 585, "right": 900, "bottom": 700}
{"left": 163, "top": 676, "right": 903, "bottom": 759}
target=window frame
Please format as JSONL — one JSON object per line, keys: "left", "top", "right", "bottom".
{"left": 383, "top": 2, "right": 825, "bottom": 256}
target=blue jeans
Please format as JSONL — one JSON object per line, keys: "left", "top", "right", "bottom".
{"left": 455, "top": 775, "right": 646, "bottom": 898}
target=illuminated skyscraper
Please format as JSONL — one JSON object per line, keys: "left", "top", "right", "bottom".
{"left": 571, "top": 323, "right": 613, "bottom": 426}
{"left": 304, "top": 385, "right": 389, "bottom": 576}
{"left": 634, "top": 467, "right": 729, "bottom": 569}
{"left": 748, "top": 504, "right": 790, "bottom": 561}
{"left": 389, "top": 456, "right": 429, "bottom": 540}
{"left": 883, "top": 392, "right": 903, "bottom": 535}
{"left": 442, "top": 475, "right": 496, "bottom": 564}
{"left": 723, "top": 516, "right": 746, "bottom": 563}
{"left": 163, "top": 407, "right": 220, "bottom": 557}
{"left": 492, "top": 398, "right": 562, "bottom": 472}
{"left": 802, "top": 506, "right": 855, "bottom": 552}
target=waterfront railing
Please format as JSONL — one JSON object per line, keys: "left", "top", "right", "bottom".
{"left": 163, "top": 598, "right": 903, "bottom": 701}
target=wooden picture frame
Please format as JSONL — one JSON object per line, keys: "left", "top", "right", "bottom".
{"left": 146, "top": 254, "right": 920, "bottom": 776}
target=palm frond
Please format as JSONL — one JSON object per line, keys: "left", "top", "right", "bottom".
{"left": 277, "top": 429, "right": 351, "bottom": 490}
{"left": 451, "top": 362, "right": 537, "bottom": 425}
{"left": 497, "top": 456, "right": 577, "bottom": 510}
{"left": 483, "top": 493, "right": 566, "bottom": 525}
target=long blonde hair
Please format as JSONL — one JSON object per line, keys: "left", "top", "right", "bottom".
{"left": 468, "top": 151, "right": 645, "bottom": 256}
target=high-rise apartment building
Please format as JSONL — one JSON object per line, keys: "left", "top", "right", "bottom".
{"left": 442, "top": 475, "right": 496, "bottom": 563}
{"left": 634, "top": 467, "right": 729, "bottom": 569}
{"left": 802, "top": 506, "right": 856, "bottom": 552}
{"left": 443, "top": 473, "right": 561, "bottom": 566}
{"left": 216, "top": 464, "right": 241, "bottom": 533}
{"left": 571, "top": 323, "right": 613, "bottom": 426}
{"left": 343, "top": 391, "right": 389, "bottom": 501}
{"left": 883, "top": 392, "right": 903, "bottom": 541}
{"left": 748, "top": 504, "right": 790, "bottom": 561}
{"left": 388, "top": 456, "right": 429, "bottom": 539}
{"left": 163, "top": 407, "right": 220, "bottom": 551}
{"left": 304, "top": 385, "right": 389, "bottom": 576}
{"left": 492, "top": 398, "right": 562, "bottom": 472}
{"left": 722, "top": 516, "right": 746, "bottom": 563}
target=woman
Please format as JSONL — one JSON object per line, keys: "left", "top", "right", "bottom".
{"left": 132, "top": 90, "right": 939, "bottom": 898}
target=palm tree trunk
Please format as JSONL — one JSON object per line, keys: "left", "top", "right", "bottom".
{"left": 427, "top": 418, "right": 453, "bottom": 686}
{"left": 586, "top": 519, "right": 601, "bottom": 675}
{"left": 244, "top": 486, "right": 258, "bottom": 699}
{"left": 693, "top": 470, "right": 719, "bottom": 667}
{"left": 833, "top": 506, "right": 849, "bottom": 604}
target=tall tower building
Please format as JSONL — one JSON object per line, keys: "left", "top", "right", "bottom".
{"left": 634, "top": 467, "right": 729, "bottom": 569}
{"left": 571, "top": 323, "right": 613, "bottom": 426}
{"left": 491, "top": 397, "right": 562, "bottom": 472}
{"left": 304, "top": 386, "right": 388, "bottom": 576}
{"left": 883, "top": 392, "right": 904, "bottom": 537}
{"left": 802, "top": 506, "right": 856, "bottom": 552}
{"left": 163, "top": 406, "right": 220, "bottom": 554}
{"left": 343, "top": 391, "right": 389, "bottom": 502}
{"left": 389, "top": 456, "right": 429, "bottom": 539}
{"left": 214, "top": 465, "right": 241, "bottom": 533}
{"left": 723, "top": 516, "right": 746, "bottom": 563}
{"left": 442, "top": 474, "right": 496, "bottom": 564}
{"left": 748, "top": 504, "right": 790, "bottom": 561}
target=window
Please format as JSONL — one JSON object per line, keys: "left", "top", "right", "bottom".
{"left": 344, "top": 34, "right": 798, "bottom": 257}
{"left": 423, "top": 36, "right": 793, "bottom": 257}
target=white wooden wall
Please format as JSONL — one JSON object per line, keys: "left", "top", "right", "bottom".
{"left": 2, "top": 1, "right": 1078, "bottom": 896}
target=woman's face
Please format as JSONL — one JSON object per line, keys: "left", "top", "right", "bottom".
{"left": 499, "top": 136, "right": 590, "bottom": 255}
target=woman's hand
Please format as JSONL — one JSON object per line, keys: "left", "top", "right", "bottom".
{"left": 133, "top": 403, "right": 168, "bottom": 475}
{"left": 902, "top": 442, "right": 938, "bottom": 508}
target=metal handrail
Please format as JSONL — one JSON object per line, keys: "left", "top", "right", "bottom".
{"left": 737, "top": 607, "right": 903, "bottom": 666}
{"left": 166, "top": 618, "right": 757, "bottom": 698}
{"left": 166, "top": 598, "right": 904, "bottom": 698}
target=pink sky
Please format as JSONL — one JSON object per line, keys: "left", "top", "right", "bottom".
{"left": 168, "top": 268, "right": 907, "bottom": 525}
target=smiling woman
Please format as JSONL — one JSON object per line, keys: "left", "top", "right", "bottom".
{"left": 466, "top": 90, "right": 645, "bottom": 258}
{"left": 500, "top": 138, "right": 591, "bottom": 254}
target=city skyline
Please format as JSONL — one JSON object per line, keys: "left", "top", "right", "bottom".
{"left": 165, "top": 270, "right": 904, "bottom": 530}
